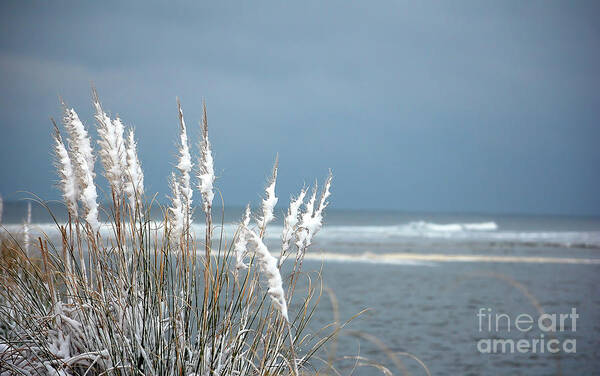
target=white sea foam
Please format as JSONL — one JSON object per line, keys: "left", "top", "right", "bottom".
{"left": 4, "top": 221, "right": 600, "bottom": 265}
{"left": 402, "top": 220, "right": 498, "bottom": 232}
{"left": 303, "top": 252, "right": 600, "bottom": 265}
{"left": 4, "top": 220, "right": 600, "bottom": 249}
{"left": 462, "top": 222, "right": 498, "bottom": 231}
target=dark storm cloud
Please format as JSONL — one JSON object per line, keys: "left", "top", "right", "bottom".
{"left": 1, "top": 0, "right": 599, "bottom": 214}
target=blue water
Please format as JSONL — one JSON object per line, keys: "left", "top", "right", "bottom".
{"left": 2, "top": 201, "right": 600, "bottom": 375}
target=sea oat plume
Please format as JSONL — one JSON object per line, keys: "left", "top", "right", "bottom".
{"left": 295, "top": 172, "right": 333, "bottom": 251}
{"left": 304, "top": 182, "right": 318, "bottom": 223}
{"left": 310, "top": 170, "right": 333, "bottom": 235}
{"left": 113, "top": 117, "right": 128, "bottom": 173}
{"left": 63, "top": 105, "right": 95, "bottom": 178}
{"left": 124, "top": 129, "right": 144, "bottom": 212}
{"left": 257, "top": 157, "right": 278, "bottom": 236}
{"left": 316, "top": 170, "right": 333, "bottom": 218}
{"left": 197, "top": 101, "right": 215, "bottom": 213}
{"left": 93, "top": 91, "right": 126, "bottom": 195}
{"left": 234, "top": 205, "right": 251, "bottom": 271}
{"left": 168, "top": 172, "right": 185, "bottom": 240}
{"left": 0, "top": 194, "right": 4, "bottom": 225}
{"left": 80, "top": 175, "right": 100, "bottom": 232}
{"left": 63, "top": 106, "right": 99, "bottom": 232}
{"left": 280, "top": 187, "right": 307, "bottom": 266}
{"left": 175, "top": 99, "right": 193, "bottom": 227}
{"left": 244, "top": 226, "right": 289, "bottom": 321}
{"left": 52, "top": 122, "right": 78, "bottom": 218}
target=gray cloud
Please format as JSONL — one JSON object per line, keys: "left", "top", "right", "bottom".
{"left": 1, "top": 0, "right": 599, "bottom": 214}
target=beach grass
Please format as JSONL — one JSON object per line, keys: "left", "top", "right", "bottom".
{"left": 0, "top": 92, "right": 340, "bottom": 376}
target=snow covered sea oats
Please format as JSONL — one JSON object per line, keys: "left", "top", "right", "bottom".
{"left": 168, "top": 100, "right": 193, "bottom": 243}
{"left": 234, "top": 205, "right": 251, "bottom": 271}
{"left": 93, "top": 91, "right": 127, "bottom": 196}
{"left": 168, "top": 172, "right": 185, "bottom": 240}
{"left": 198, "top": 101, "right": 215, "bottom": 214}
{"left": 279, "top": 187, "right": 307, "bottom": 266}
{"left": 197, "top": 101, "right": 215, "bottom": 263}
{"left": 175, "top": 99, "right": 193, "bottom": 225}
{"left": 244, "top": 226, "right": 289, "bottom": 321}
{"left": 124, "top": 129, "right": 144, "bottom": 212}
{"left": 257, "top": 158, "right": 278, "bottom": 237}
{"left": 62, "top": 106, "right": 99, "bottom": 232}
{"left": 295, "top": 171, "right": 333, "bottom": 256}
{"left": 53, "top": 123, "right": 78, "bottom": 218}
{"left": 0, "top": 92, "right": 334, "bottom": 376}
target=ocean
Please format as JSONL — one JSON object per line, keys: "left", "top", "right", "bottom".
{"left": 2, "top": 201, "right": 600, "bottom": 375}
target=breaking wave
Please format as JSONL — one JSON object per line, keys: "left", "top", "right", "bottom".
{"left": 307, "top": 222, "right": 600, "bottom": 249}
{"left": 3, "top": 220, "right": 600, "bottom": 250}
{"left": 303, "top": 252, "right": 600, "bottom": 265}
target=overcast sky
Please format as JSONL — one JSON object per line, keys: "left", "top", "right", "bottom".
{"left": 1, "top": 1, "right": 599, "bottom": 215}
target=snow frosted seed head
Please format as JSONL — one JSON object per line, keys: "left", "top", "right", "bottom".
{"left": 168, "top": 172, "right": 185, "bottom": 240}
{"left": 198, "top": 101, "right": 215, "bottom": 213}
{"left": 316, "top": 170, "right": 332, "bottom": 217}
{"left": 257, "top": 158, "right": 278, "bottom": 234}
{"left": 63, "top": 106, "right": 99, "bottom": 232}
{"left": 63, "top": 106, "right": 95, "bottom": 179}
{"left": 244, "top": 226, "right": 289, "bottom": 321}
{"left": 93, "top": 93, "right": 126, "bottom": 195}
{"left": 175, "top": 99, "right": 193, "bottom": 224}
{"left": 234, "top": 205, "right": 252, "bottom": 271}
{"left": 124, "top": 129, "right": 144, "bottom": 212}
{"left": 53, "top": 123, "right": 78, "bottom": 218}
{"left": 295, "top": 172, "right": 332, "bottom": 251}
{"left": 281, "top": 187, "right": 307, "bottom": 255}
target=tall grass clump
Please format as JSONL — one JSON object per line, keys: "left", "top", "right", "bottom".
{"left": 0, "top": 91, "right": 337, "bottom": 375}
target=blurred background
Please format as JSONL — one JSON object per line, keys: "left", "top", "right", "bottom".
{"left": 1, "top": 1, "right": 599, "bottom": 375}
